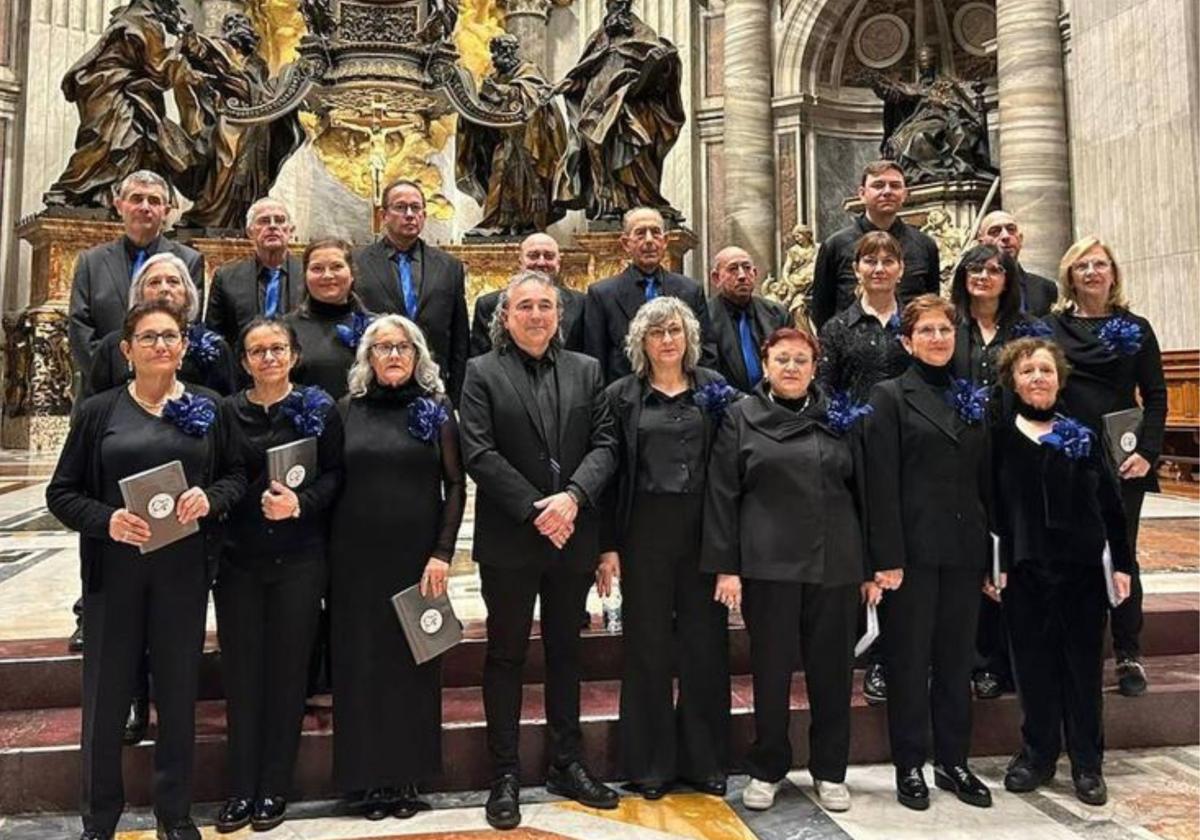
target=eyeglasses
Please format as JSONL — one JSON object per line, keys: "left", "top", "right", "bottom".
{"left": 386, "top": 202, "right": 424, "bottom": 216}
{"left": 914, "top": 325, "right": 955, "bottom": 339}
{"left": 246, "top": 344, "right": 291, "bottom": 361}
{"left": 646, "top": 325, "right": 685, "bottom": 342}
{"left": 132, "top": 330, "right": 182, "bottom": 348}
{"left": 369, "top": 341, "right": 416, "bottom": 359}
{"left": 966, "top": 262, "right": 1006, "bottom": 278}
{"left": 1071, "top": 258, "right": 1112, "bottom": 274}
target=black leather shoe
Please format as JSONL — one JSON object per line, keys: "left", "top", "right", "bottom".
{"left": 251, "top": 795, "right": 287, "bottom": 832}
{"left": 393, "top": 783, "right": 432, "bottom": 819}
{"left": 68, "top": 624, "right": 84, "bottom": 653}
{"left": 629, "top": 781, "right": 669, "bottom": 800}
{"left": 546, "top": 761, "right": 619, "bottom": 809}
{"left": 972, "top": 671, "right": 1003, "bottom": 700}
{"left": 1004, "top": 754, "right": 1056, "bottom": 792}
{"left": 1073, "top": 771, "right": 1108, "bottom": 806}
{"left": 934, "top": 764, "right": 992, "bottom": 807}
{"left": 682, "top": 776, "right": 726, "bottom": 797}
{"left": 895, "top": 767, "right": 929, "bottom": 810}
{"left": 486, "top": 773, "right": 521, "bottom": 830}
{"left": 863, "top": 663, "right": 887, "bottom": 705}
{"left": 156, "top": 820, "right": 201, "bottom": 840}
{"left": 1116, "top": 656, "right": 1148, "bottom": 697}
{"left": 79, "top": 830, "right": 111, "bottom": 840}
{"left": 361, "top": 787, "right": 394, "bottom": 821}
{"left": 215, "top": 797, "right": 253, "bottom": 833}
{"left": 122, "top": 697, "right": 149, "bottom": 746}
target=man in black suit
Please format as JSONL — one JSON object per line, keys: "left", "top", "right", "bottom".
{"left": 204, "top": 197, "right": 305, "bottom": 349}
{"left": 68, "top": 170, "right": 205, "bottom": 376}
{"left": 809, "top": 160, "right": 940, "bottom": 329}
{"left": 352, "top": 179, "right": 469, "bottom": 402}
{"left": 460, "top": 271, "right": 619, "bottom": 830}
{"left": 584, "top": 207, "right": 716, "bottom": 382}
{"left": 470, "top": 232, "right": 585, "bottom": 356}
{"left": 976, "top": 210, "right": 1059, "bottom": 317}
{"left": 707, "top": 246, "right": 791, "bottom": 392}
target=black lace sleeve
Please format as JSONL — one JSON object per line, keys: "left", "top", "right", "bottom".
{"left": 433, "top": 406, "right": 467, "bottom": 561}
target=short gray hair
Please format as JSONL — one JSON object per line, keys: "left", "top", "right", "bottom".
{"left": 115, "top": 170, "right": 173, "bottom": 204}
{"left": 347, "top": 314, "right": 444, "bottom": 398}
{"left": 489, "top": 270, "right": 563, "bottom": 351}
{"left": 622, "top": 206, "right": 665, "bottom": 233}
{"left": 244, "top": 196, "right": 291, "bottom": 230}
{"left": 624, "top": 296, "right": 701, "bottom": 378}
{"left": 128, "top": 252, "right": 200, "bottom": 322}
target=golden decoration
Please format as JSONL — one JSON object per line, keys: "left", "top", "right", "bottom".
{"left": 454, "top": 0, "right": 506, "bottom": 82}
{"left": 245, "top": 0, "right": 305, "bottom": 75}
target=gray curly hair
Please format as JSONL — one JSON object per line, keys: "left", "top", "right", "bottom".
{"left": 624, "top": 295, "right": 701, "bottom": 378}
{"left": 128, "top": 252, "right": 200, "bottom": 322}
{"left": 488, "top": 270, "right": 564, "bottom": 351}
{"left": 347, "top": 314, "right": 444, "bottom": 397}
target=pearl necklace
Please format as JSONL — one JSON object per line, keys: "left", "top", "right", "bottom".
{"left": 128, "top": 380, "right": 182, "bottom": 415}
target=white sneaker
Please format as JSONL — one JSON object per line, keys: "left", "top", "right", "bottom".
{"left": 814, "top": 779, "right": 851, "bottom": 811}
{"left": 742, "top": 778, "right": 781, "bottom": 810}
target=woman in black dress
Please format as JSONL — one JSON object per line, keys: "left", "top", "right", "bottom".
{"left": 214, "top": 319, "right": 344, "bottom": 834}
{"left": 330, "top": 314, "right": 466, "bottom": 820}
{"left": 992, "top": 337, "right": 1132, "bottom": 805}
{"left": 1046, "top": 236, "right": 1167, "bottom": 697}
{"left": 601, "top": 296, "right": 733, "bottom": 800}
{"left": 864, "top": 295, "right": 992, "bottom": 811}
{"left": 285, "top": 238, "right": 374, "bottom": 400}
{"left": 703, "top": 326, "right": 869, "bottom": 814}
{"left": 85, "top": 253, "right": 238, "bottom": 398}
{"left": 47, "top": 300, "right": 246, "bottom": 840}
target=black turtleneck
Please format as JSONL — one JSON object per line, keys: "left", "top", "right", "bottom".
{"left": 306, "top": 297, "right": 355, "bottom": 322}
{"left": 1013, "top": 396, "right": 1058, "bottom": 423}
{"left": 771, "top": 393, "right": 810, "bottom": 414}
{"left": 911, "top": 357, "right": 952, "bottom": 388}
{"left": 364, "top": 378, "right": 424, "bottom": 406}
{"left": 285, "top": 298, "right": 358, "bottom": 399}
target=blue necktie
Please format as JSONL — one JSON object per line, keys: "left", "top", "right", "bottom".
{"left": 263, "top": 267, "right": 282, "bottom": 318}
{"left": 643, "top": 274, "right": 659, "bottom": 301}
{"left": 130, "top": 248, "right": 148, "bottom": 279}
{"left": 395, "top": 252, "right": 418, "bottom": 317}
{"left": 739, "top": 311, "right": 763, "bottom": 387}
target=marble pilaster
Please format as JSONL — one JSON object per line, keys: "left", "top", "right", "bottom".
{"left": 503, "top": 0, "right": 553, "bottom": 72}
{"left": 721, "top": 0, "right": 777, "bottom": 277}
{"left": 995, "top": 0, "right": 1072, "bottom": 279}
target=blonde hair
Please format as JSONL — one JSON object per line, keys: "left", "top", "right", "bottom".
{"left": 346, "top": 314, "right": 444, "bottom": 398}
{"left": 1053, "top": 235, "right": 1130, "bottom": 313}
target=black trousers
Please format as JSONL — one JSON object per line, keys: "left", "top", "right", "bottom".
{"left": 214, "top": 553, "right": 325, "bottom": 798}
{"left": 81, "top": 548, "right": 208, "bottom": 835}
{"left": 741, "top": 578, "right": 858, "bottom": 783}
{"left": 480, "top": 561, "right": 593, "bottom": 776}
{"left": 619, "top": 494, "right": 729, "bottom": 785}
{"left": 1111, "top": 483, "right": 1145, "bottom": 657}
{"left": 974, "top": 595, "right": 1013, "bottom": 682}
{"left": 883, "top": 565, "right": 981, "bottom": 769}
{"left": 1006, "top": 562, "right": 1107, "bottom": 774}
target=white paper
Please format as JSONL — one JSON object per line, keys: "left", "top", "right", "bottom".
{"left": 991, "top": 532, "right": 1004, "bottom": 591}
{"left": 854, "top": 603, "right": 879, "bottom": 658}
{"left": 1102, "top": 541, "right": 1120, "bottom": 607}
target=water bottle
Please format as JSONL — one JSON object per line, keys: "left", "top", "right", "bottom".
{"left": 601, "top": 579, "right": 623, "bottom": 634}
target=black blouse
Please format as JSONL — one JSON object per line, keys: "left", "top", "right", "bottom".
{"left": 636, "top": 388, "right": 705, "bottom": 494}
{"left": 950, "top": 313, "right": 1044, "bottom": 390}
{"left": 816, "top": 299, "right": 909, "bottom": 404}
{"left": 285, "top": 299, "right": 364, "bottom": 400}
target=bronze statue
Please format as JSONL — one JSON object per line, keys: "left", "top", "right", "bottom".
{"left": 864, "top": 46, "right": 995, "bottom": 185}
{"left": 554, "top": 0, "right": 685, "bottom": 221}
{"left": 43, "top": 0, "right": 196, "bottom": 208}
{"left": 176, "top": 13, "right": 305, "bottom": 230}
{"left": 456, "top": 35, "right": 567, "bottom": 235}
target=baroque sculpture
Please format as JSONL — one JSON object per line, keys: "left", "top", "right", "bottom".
{"left": 920, "top": 208, "right": 971, "bottom": 295}
{"left": 456, "top": 35, "right": 567, "bottom": 235}
{"left": 554, "top": 0, "right": 685, "bottom": 222}
{"left": 764, "top": 223, "right": 818, "bottom": 321}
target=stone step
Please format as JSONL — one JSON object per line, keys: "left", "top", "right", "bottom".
{"left": 0, "top": 654, "right": 1196, "bottom": 815}
{"left": 1, "top": 592, "right": 1195, "bottom": 712}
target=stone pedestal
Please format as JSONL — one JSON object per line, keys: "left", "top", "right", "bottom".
{"left": 573, "top": 228, "right": 698, "bottom": 286}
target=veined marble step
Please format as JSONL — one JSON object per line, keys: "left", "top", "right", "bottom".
{"left": 0, "top": 654, "right": 1195, "bottom": 815}
{"left": 0, "top": 592, "right": 1196, "bottom": 712}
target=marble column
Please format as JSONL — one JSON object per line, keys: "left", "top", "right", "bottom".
{"left": 722, "top": 0, "right": 777, "bottom": 277}
{"left": 504, "top": 0, "right": 553, "bottom": 72}
{"left": 995, "top": 0, "right": 1072, "bottom": 278}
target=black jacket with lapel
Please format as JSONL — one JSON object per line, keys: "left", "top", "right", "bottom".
{"left": 470, "top": 286, "right": 586, "bottom": 357}
{"left": 460, "top": 346, "right": 617, "bottom": 572}
{"left": 707, "top": 295, "right": 790, "bottom": 392}
{"left": 1015, "top": 264, "right": 1058, "bottom": 317}
{"left": 353, "top": 238, "right": 470, "bottom": 404}
{"left": 583, "top": 265, "right": 717, "bottom": 382}
{"left": 205, "top": 253, "right": 305, "bottom": 348}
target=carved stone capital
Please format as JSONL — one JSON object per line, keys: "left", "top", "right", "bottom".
{"left": 502, "top": 0, "right": 553, "bottom": 21}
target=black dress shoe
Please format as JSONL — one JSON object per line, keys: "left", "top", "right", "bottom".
{"left": 895, "top": 767, "right": 929, "bottom": 811}
{"left": 682, "top": 777, "right": 726, "bottom": 797}
{"left": 215, "top": 797, "right": 253, "bottom": 833}
{"left": 1116, "top": 656, "right": 1147, "bottom": 697}
{"left": 629, "top": 781, "right": 669, "bottom": 800}
{"left": 972, "top": 671, "right": 1003, "bottom": 700}
{"left": 546, "top": 761, "right": 619, "bottom": 809}
{"left": 251, "top": 795, "right": 287, "bottom": 832}
{"left": 156, "top": 819, "right": 201, "bottom": 840}
{"left": 486, "top": 773, "right": 521, "bottom": 830}
{"left": 1073, "top": 770, "right": 1108, "bottom": 806}
{"left": 68, "top": 624, "right": 84, "bottom": 653}
{"left": 122, "top": 697, "right": 149, "bottom": 746}
{"left": 863, "top": 663, "right": 887, "bottom": 705}
{"left": 393, "top": 783, "right": 432, "bottom": 819}
{"left": 934, "top": 764, "right": 992, "bottom": 807}
{"left": 79, "top": 830, "right": 111, "bottom": 840}
{"left": 361, "top": 787, "right": 394, "bottom": 821}
{"left": 1004, "top": 754, "right": 1056, "bottom": 792}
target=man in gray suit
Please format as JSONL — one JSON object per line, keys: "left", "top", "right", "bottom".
{"left": 352, "top": 179, "right": 470, "bottom": 403}
{"left": 205, "top": 197, "right": 305, "bottom": 349}
{"left": 68, "top": 170, "right": 204, "bottom": 375}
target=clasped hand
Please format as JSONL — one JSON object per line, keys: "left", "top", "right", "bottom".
{"left": 108, "top": 486, "right": 209, "bottom": 546}
{"left": 262, "top": 480, "right": 299, "bottom": 521}
{"left": 533, "top": 491, "right": 578, "bottom": 549}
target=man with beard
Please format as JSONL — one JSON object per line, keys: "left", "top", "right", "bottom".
{"left": 706, "top": 247, "right": 790, "bottom": 393}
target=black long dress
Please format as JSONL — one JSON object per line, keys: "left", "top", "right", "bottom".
{"left": 84, "top": 326, "right": 238, "bottom": 399}
{"left": 330, "top": 380, "right": 466, "bottom": 791}
{"left": 285, "top": 299, "right": 369, "bottom": 400}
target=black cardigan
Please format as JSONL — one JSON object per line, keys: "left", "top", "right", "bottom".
{"left": 46, "top": 385, "right": 247, "bottom": 592}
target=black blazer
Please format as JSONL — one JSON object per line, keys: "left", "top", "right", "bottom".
{"left": 205, "top": 253, "right": 306, "bottom": 349}
{"left": 700, "top": 384, "right": 867, "bottom": 586}
{"left": 863, "top": 365, "right": 991, "bottom": 572}
{"left": 601, "top": 366, "right": 729, "bottom": 551}
{"left": 707, "top": 295, "right": 791, "bottom": 392}
{"left": 45, "top": 385, "right": 246, "bottom": 593}
{"left": 470, "top": 286, "right": 586, "bottom": 357}
{"left": 459, "top": 346, "right": 617, "bottom": 572}
{"left": 583, "top": 265, "right": 717, "bottom": 382}
{"left": 1015, "top": 264, "right": 1058, "bottom": 317}
{"left": 68, "top": 237, "right": 205, "bottom": 373}
{"left": 352, "top": 238, "right": 470, "bottom": 403}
